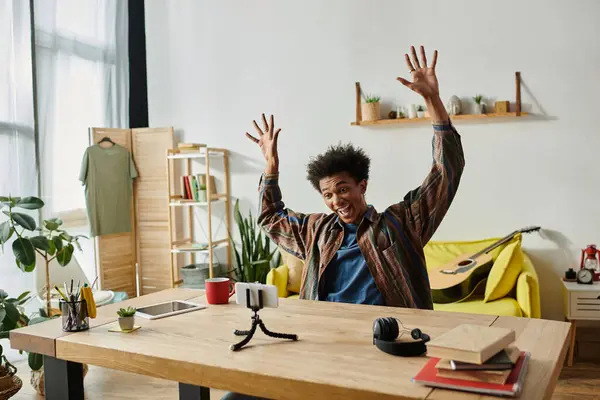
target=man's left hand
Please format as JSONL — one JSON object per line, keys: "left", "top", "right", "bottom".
{"left": 397, "top": 45, "right": 439, "bottom": 100}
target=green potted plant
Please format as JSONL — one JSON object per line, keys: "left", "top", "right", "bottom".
{"left": 0, "top": 345, "right": 18, "bottom": 392}
{"left": 0, "top": 195, "right": 86, "bottom": 315}
{"left": 416, "top": 105, "right": 425, "bottom": 118}
{"left": 0, "top": 288, "right": 30, "bottom": 394}
{"left": 473, "top": 94, "right": 485, "bottom": 114}
{"left": 361, "top": 94, "right": 381, "bottom": 122}
{"left": 117, "top": 306, "right": 136, "bottom": 330}
{"left": 227, "top": 199, "right": 280, "bottom": 284}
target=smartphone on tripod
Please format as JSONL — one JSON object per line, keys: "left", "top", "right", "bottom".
{"left": 234, "top": 282, "right": 279, "bottom": 309}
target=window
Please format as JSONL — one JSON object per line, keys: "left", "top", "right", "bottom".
{"left": 0, "top": 0, "right": 37, "bottom": 311}
{"left": 35, "top": 0, "right": 129, "bottom": 217}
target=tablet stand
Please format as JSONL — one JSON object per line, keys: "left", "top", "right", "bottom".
{"left": 230, "top": 288, "right": 298, "bottom": 351}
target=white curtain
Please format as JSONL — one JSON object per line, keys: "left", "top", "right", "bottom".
{"left": 34, "top": 0, "right": 129, "bottom": 282}
{"left": 0, "top": 0, "right": 36, "bottom": 361}
{"left": 35, "top": 0, "right": 129, "bottom": 218}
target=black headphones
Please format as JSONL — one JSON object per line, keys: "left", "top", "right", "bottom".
{"left": 373, "top": 317, "right": 430, "bottom": 357}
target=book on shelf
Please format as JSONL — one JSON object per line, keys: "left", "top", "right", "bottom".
{"left": 181, "top": 174, "right": 218, "bottom": 201}
{"left": 413, "top": 351, "right": 530, "bottom": 397}
{"left": 425, "top": 324, "right": 516, "bottom": 365}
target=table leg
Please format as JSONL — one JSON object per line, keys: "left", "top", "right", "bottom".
{"left": 179, "top": 382, "right": 210, "bottom": 400}
{"left": 567, "top": 319, "right": 577, "bottom": 367}
{"left": 43, "top": 356, "right": 84, "bottom": 400}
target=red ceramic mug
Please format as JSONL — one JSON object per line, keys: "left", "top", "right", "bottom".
{"left": 205, "top": 277, "right": 235, "bottom": 304}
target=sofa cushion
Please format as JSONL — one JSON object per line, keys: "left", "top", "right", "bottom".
{"left": 484, "top": 237, "right": 524, "bottom": 302}
{"left": 516, "top": 270, "right": 539, "bottom": 318}
{"left": 280, "top": 250, "right": 304, "bottom": 294}
{"left": 266, "top": 264, "right": 289, "bottom": 298}
{"left": 434, "top": 296, "right": 522, "bottom": 317}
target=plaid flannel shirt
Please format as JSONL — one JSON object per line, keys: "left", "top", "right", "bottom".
{"left": 257, "top": 121, "right": 465, "bottom": 309}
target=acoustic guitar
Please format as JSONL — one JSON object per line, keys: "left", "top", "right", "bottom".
{"left": 429, "top": 226, "right": 541, "bottom": 304}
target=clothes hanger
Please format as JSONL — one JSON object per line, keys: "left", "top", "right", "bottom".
{"left": 98, "top": 136, "right": 115, "bottom": 147}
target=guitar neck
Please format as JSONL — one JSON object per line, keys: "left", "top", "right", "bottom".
{"left": 472, "top": 231, "right": 519, "bottom": 258}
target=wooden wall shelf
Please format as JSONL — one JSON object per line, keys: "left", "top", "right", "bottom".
{"left": 351, "top": 112, "right": 529, "bottom": 126}
{"left": 352, "top": 72, "right": 526, "bottom": 126}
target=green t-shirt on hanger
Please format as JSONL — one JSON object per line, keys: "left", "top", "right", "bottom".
{"left": 79, "top": 144, "right": 138, "bottom": 237}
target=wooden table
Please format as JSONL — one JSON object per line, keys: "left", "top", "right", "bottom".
{"left": 10, "top": 288, "right": 571, "bottom": 400}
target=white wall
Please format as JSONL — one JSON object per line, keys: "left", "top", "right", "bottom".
{"left": 145, "top": 0, "right": 600, "bottom": 321}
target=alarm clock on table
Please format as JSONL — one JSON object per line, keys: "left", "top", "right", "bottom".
{"left": 577, "top": 267, "right": 594, "bottom": 284}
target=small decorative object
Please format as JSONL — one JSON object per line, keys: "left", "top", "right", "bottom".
{"left": 407, "top": 104, "right": 417, "bottom": 119}
{"left": 117, "top": 306, "right": 137, "bottom": 331}
{"left": 361, "top": 94, "right": 381, "bottom": 121}
{"left": 473, "top": 94, "right": 485, "bottom": 114}
{"left": 580, "top": 244, "right": 600, "bottom": 281}
{"left": 199, "top": 184, "right": 207, "bottom": 202}
{"left": 416, "top": 105, "right": 425, "bottom": 118}
{"left": 494, "top": 101, "right": 510, "bottom": 113}
{"left": 396, "top": 105, "right": 404, "bottom": 119}
{"left": 446, "top": 95, "right": 462, "bottom": 115}
{"left": 565, "top": 268, "right": 577, "bottom": 280}
{"left": 388, "top": 110, "right": 397, "bottom": 119}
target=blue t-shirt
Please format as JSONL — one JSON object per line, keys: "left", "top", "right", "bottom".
{"left": 319, "top": 223, "right": 384, "bottom": 305}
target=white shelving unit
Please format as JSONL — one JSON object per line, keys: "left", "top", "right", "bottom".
{"left": 165, "top": 147, "right": 231, "bottom": 286}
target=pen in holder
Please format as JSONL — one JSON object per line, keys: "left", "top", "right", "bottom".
{"left": 60, "top": 299, "right": 89, "bottom": 332}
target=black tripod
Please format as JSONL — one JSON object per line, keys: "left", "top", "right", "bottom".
{"left": 229, "top": 288, "right": 298, "bottom": 351}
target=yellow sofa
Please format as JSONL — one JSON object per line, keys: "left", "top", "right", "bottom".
{"left": 266, "top": 236, "right": 541, "bottom": 318}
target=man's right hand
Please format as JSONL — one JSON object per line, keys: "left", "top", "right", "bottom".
{"left": 246, "top": 113, "right": 281, "bottom": 174}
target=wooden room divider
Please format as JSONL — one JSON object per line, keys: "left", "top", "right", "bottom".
{"left": 88, "top": 127, "right": 174, "bottom": 298}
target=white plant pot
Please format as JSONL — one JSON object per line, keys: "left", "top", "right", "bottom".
{"left": 474, "top": 103, "right": 484, "bottom": 114}
{"left": 416, "top": 111, "right": 425, "bottom": 118}
{"left": 119, "top": 316, "right": 135, "bottom": 330}
{"left": 407, "top": 104, "right": 417, "bottom": 119}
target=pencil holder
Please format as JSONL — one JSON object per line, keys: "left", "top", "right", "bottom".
{"left": 60, "top": 300, "right": 89, "bottom": 332}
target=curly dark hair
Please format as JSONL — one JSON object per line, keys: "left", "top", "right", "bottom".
{"left": 306, "top": 142, "right": 370, "bottom": 191}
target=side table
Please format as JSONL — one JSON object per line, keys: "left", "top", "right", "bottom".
{"left": 562, "top": 280, "right": 600, "bottom": 366}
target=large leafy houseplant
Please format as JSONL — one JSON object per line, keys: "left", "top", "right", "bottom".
{"left": 229, "top": 199, "right": 280, "bottom": 284}
{"left": 0, "top": 195, "right": 86, "bottom": 315}
{"left": 0, "top": 289, "right": 30, "bottom": 352}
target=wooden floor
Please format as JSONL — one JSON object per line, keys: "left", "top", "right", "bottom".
{"left": 8, "top": 359, "right": 599, "bottom": 399}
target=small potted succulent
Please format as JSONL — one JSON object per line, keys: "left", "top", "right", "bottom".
{"left": 117, "top": 306, "right": 136, "bottom": 330}
{"left": 361, "top": 94, "right": 381, "bottom": 122}
{"left": 416, "top": 105, "right": 425, "bottom": 118}
{"left": 473, "top": 94, "right": 486, "bottom": 114}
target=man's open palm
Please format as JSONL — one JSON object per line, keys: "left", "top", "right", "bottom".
{"left": 246, "top": 113, "right": 281, "bottom": 164}
{"left": 397, "top": 45, "right": 440, "bottom": 99}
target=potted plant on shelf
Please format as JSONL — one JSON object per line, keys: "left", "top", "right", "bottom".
{"left": 227, "top": 199, "right": 280, "bottom": 284}
{"left": 416, "top": 105, "right": 425, "bottom": 118}
{"left": 117, "top": 306, "right": 136, "bottom": 331}
{"left": 361, "top": 94, "right": 381, "bottom": 122}
{"left": 473, "top": 94, "right": 486, "bottom": 114}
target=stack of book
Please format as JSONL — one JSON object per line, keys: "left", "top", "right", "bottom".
{"left": 413, "top": 324, "right": 530, "bottom": 397}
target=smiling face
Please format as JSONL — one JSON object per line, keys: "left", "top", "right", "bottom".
{"left": 319, "top": 172, "right": 368, "bottom": 225}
